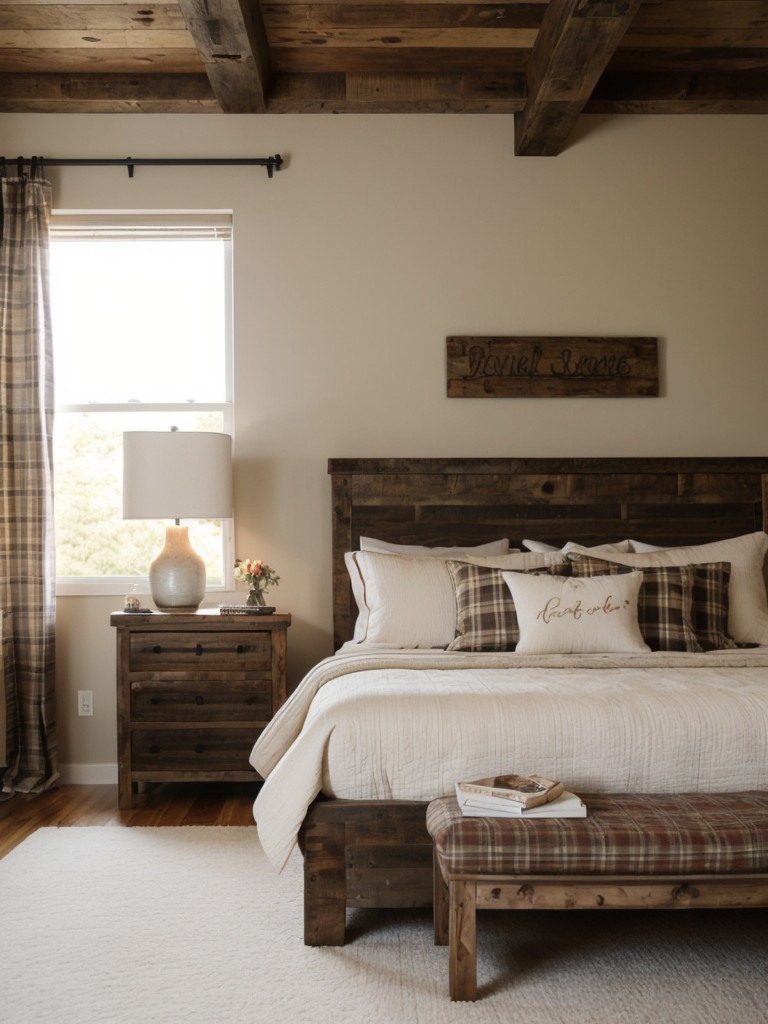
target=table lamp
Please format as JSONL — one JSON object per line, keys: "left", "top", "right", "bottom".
{"left": 122, "top": 428, "right": 233, "bottom": 612}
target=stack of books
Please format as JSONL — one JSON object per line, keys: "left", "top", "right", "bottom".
{"left": 455, "top": 772, "right": 586, "bottom": 818}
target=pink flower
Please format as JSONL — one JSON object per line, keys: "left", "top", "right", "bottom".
{"left": 234, "top": 559, "right": 280, "bottom": 591}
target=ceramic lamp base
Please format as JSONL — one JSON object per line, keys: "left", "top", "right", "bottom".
{"left": 149, "top": 524, "right": 206, "bottom": 612}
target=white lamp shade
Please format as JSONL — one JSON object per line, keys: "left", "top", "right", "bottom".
{"left": 123, "top": 430, "right": 232, "bottom": 521}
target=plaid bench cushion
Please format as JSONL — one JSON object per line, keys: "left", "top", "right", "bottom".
{"left": 427, "top": 792, "right": 768, "bottom": 876}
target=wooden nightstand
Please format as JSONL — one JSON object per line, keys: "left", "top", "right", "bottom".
{"left": 111, "top": 609, "right": 290, "bottom": 809}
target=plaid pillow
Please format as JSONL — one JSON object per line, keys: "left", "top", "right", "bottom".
{"left": 567, "top": 554, "right": 701, "bottom": 653}
{"left": 446, "top": 561, "right": 568, "bottom": 651}
{"left": 568, "top": 554, "right": 736, "bottom": 652}
{"left": 689, "top": 561, "right": 736, "bottom": 651}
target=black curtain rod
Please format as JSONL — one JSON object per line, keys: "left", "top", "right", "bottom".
{"left": 2, "top": 155, "right": 284, "bottom": 179}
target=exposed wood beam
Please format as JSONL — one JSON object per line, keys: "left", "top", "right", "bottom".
{"left": 176, "top": 0, "right": 272, "bottom": 112}
{"left": 514, "top": 0, "right": 643, "bottom": 157}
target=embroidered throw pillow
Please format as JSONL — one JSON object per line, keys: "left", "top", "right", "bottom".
{"left": 502, "top": 571, "right": 650, "bottom": 655}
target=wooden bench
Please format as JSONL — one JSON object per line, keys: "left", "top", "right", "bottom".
{"left": 427, "top": 792, "right": 768, "bottom": 1001}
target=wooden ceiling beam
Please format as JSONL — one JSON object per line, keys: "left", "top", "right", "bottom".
{"left": 514, "top": 0, "right": 644, "bottom": 157}
{"left": 176, "top": 0, "right": 272, "bottom": 112}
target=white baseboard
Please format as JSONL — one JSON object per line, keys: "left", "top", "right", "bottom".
{"left": 58, "top": 763, "right": 118, "bottom": 785}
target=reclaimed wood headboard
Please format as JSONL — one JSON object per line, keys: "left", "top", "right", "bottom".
{"left": 328, "top": 456, "right": 768, "bottom": 650}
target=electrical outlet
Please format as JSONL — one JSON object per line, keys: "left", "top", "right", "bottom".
{"left": 77, "top": 690, "right": 93, "bottom": 717}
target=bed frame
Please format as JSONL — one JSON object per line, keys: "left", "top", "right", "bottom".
{"left": 300, "top": 456, "right": 768, "bottom": 945}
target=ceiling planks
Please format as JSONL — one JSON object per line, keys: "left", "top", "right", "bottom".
{"left": 1, "top": 0, "right": 768, "bottom": 153}
{"left": 586, "top": 71, "right": 768, "bottom": 113}
{"left": 0, "top": 72, "right": 217, "bottom": 112}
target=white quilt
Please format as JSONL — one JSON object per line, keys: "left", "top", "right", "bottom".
{"left": 250, "top": 648, "right": 768, "bottom": 871}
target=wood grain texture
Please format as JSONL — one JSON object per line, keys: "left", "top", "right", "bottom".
{"left": 473, "top": 874, "right": 768, "bottom": 910}
{"left": 514, "top": 0, "right": 643, "bottom": 155}
{"left": 446, "top": 336, "right": 659, "bottom": 398}
{"left": 0, "top": 71, "right": 217, "bottom": 112}
{"left": 176, "top": 0, "right": 272, "bottom": 111}
{"left": 3, "top": 0, "right": 768, "bottom": 118}
{"left": 0, "top": 782, "right": 257, "bottom": 860}
{"left": 300, "top": 799, "right": 435, "bottom": 942}
{"left": 448, "top": 879, "right": 477, "bottom": 1000}
{"left": 302, "top": 815, "right": 347, "bottom": 945}
{"left": 440, "top": 871, "right": 768, "bottom": 999}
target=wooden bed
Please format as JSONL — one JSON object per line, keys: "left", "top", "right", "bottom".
{"left": 300, "top": 456, "right": 768, "bottom": 945}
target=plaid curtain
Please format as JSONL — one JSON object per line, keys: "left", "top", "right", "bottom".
{"left": 0, "top": 164, "right": 58, "bottom": 795}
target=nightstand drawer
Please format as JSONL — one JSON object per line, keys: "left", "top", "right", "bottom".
{"left": 131, "top": 678, "right": 272, "bottom": 722}
{"left": 129, "top": 631, "right": 272, "bottom": 669}
{"left": 131, "top": 728, "right": 260, "bottom": 772}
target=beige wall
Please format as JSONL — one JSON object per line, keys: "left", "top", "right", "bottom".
{"left": 2, "top": 111, "right": 767, "bottom": 776}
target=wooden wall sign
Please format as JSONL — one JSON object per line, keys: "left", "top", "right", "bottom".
{"left": 446, "top": 336, "right": 659, "bottom": 398}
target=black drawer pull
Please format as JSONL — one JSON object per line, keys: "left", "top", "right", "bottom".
{"left": 152, "top": 645, "right": 162, "bottom": 654}
{"left": 150, "top": 697, "right": 161, "bottom": 706}
{"left": 195, "top": 743, "right": 204, "bottom": 754}
{"left": 195, "top": 643, "right": 203, "bottom": 656}
{"left": 195, "top": 695, "right": 204, "bottom": 705}
{"left": 236, "top": 644, "right": 245, "bottom": 654}
{"left": 150, "top": 744, "right": 160, "bottom": 754}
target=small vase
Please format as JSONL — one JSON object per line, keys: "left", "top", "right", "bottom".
{"left": 246, "top": 586, "right": 267, "bottom": 607}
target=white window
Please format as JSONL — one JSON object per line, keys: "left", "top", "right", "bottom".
{"left": 50, "top": 213, "right": 234, "bottom": 596}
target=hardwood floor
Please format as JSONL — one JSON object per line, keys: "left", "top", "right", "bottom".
{"left": 0, "top": 782, "right": 257, "bottom": 859}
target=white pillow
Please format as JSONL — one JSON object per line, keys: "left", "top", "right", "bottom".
{"left": 344, "top": 551, "right": 370, "bottom": 643}
{"left": 503, "top": 571, "right": 649, "bottom": 655}
{"left": 566, "top": 532, "right": 768, "bottom": 645}
{"left": 562, "top": 540, "right": 633, "bottom": 554}
{"left": 360, "top": 536, "right": 511, "bottom": 556}
{"left": 521, "top": 539, "right": 560, "bottom": 553}
{"left": 629, "top": 540, "right": 666, "bottom": 552}
{"left": 523, "top": 539, "right": 633, "bottom": 554}
{"left": 355, "top": 552, "right": 456, "bottom": 648}
{"left": 346, "top": 550, "right": 566, "bottom": 647}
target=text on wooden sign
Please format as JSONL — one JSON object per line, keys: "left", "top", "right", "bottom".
{"left": 446, "top": 337, "right": 659, "bottom": 398}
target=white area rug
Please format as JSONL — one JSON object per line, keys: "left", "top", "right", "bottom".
{"left": 2, "top": 827, "right": 767, "bottom": 1024}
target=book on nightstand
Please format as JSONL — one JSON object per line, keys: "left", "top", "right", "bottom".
{"left": 456, "top": 787, "right": 587, "bottom": 818}
{"left": 455, "top": 772, "right": 565, "bottom": 809}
